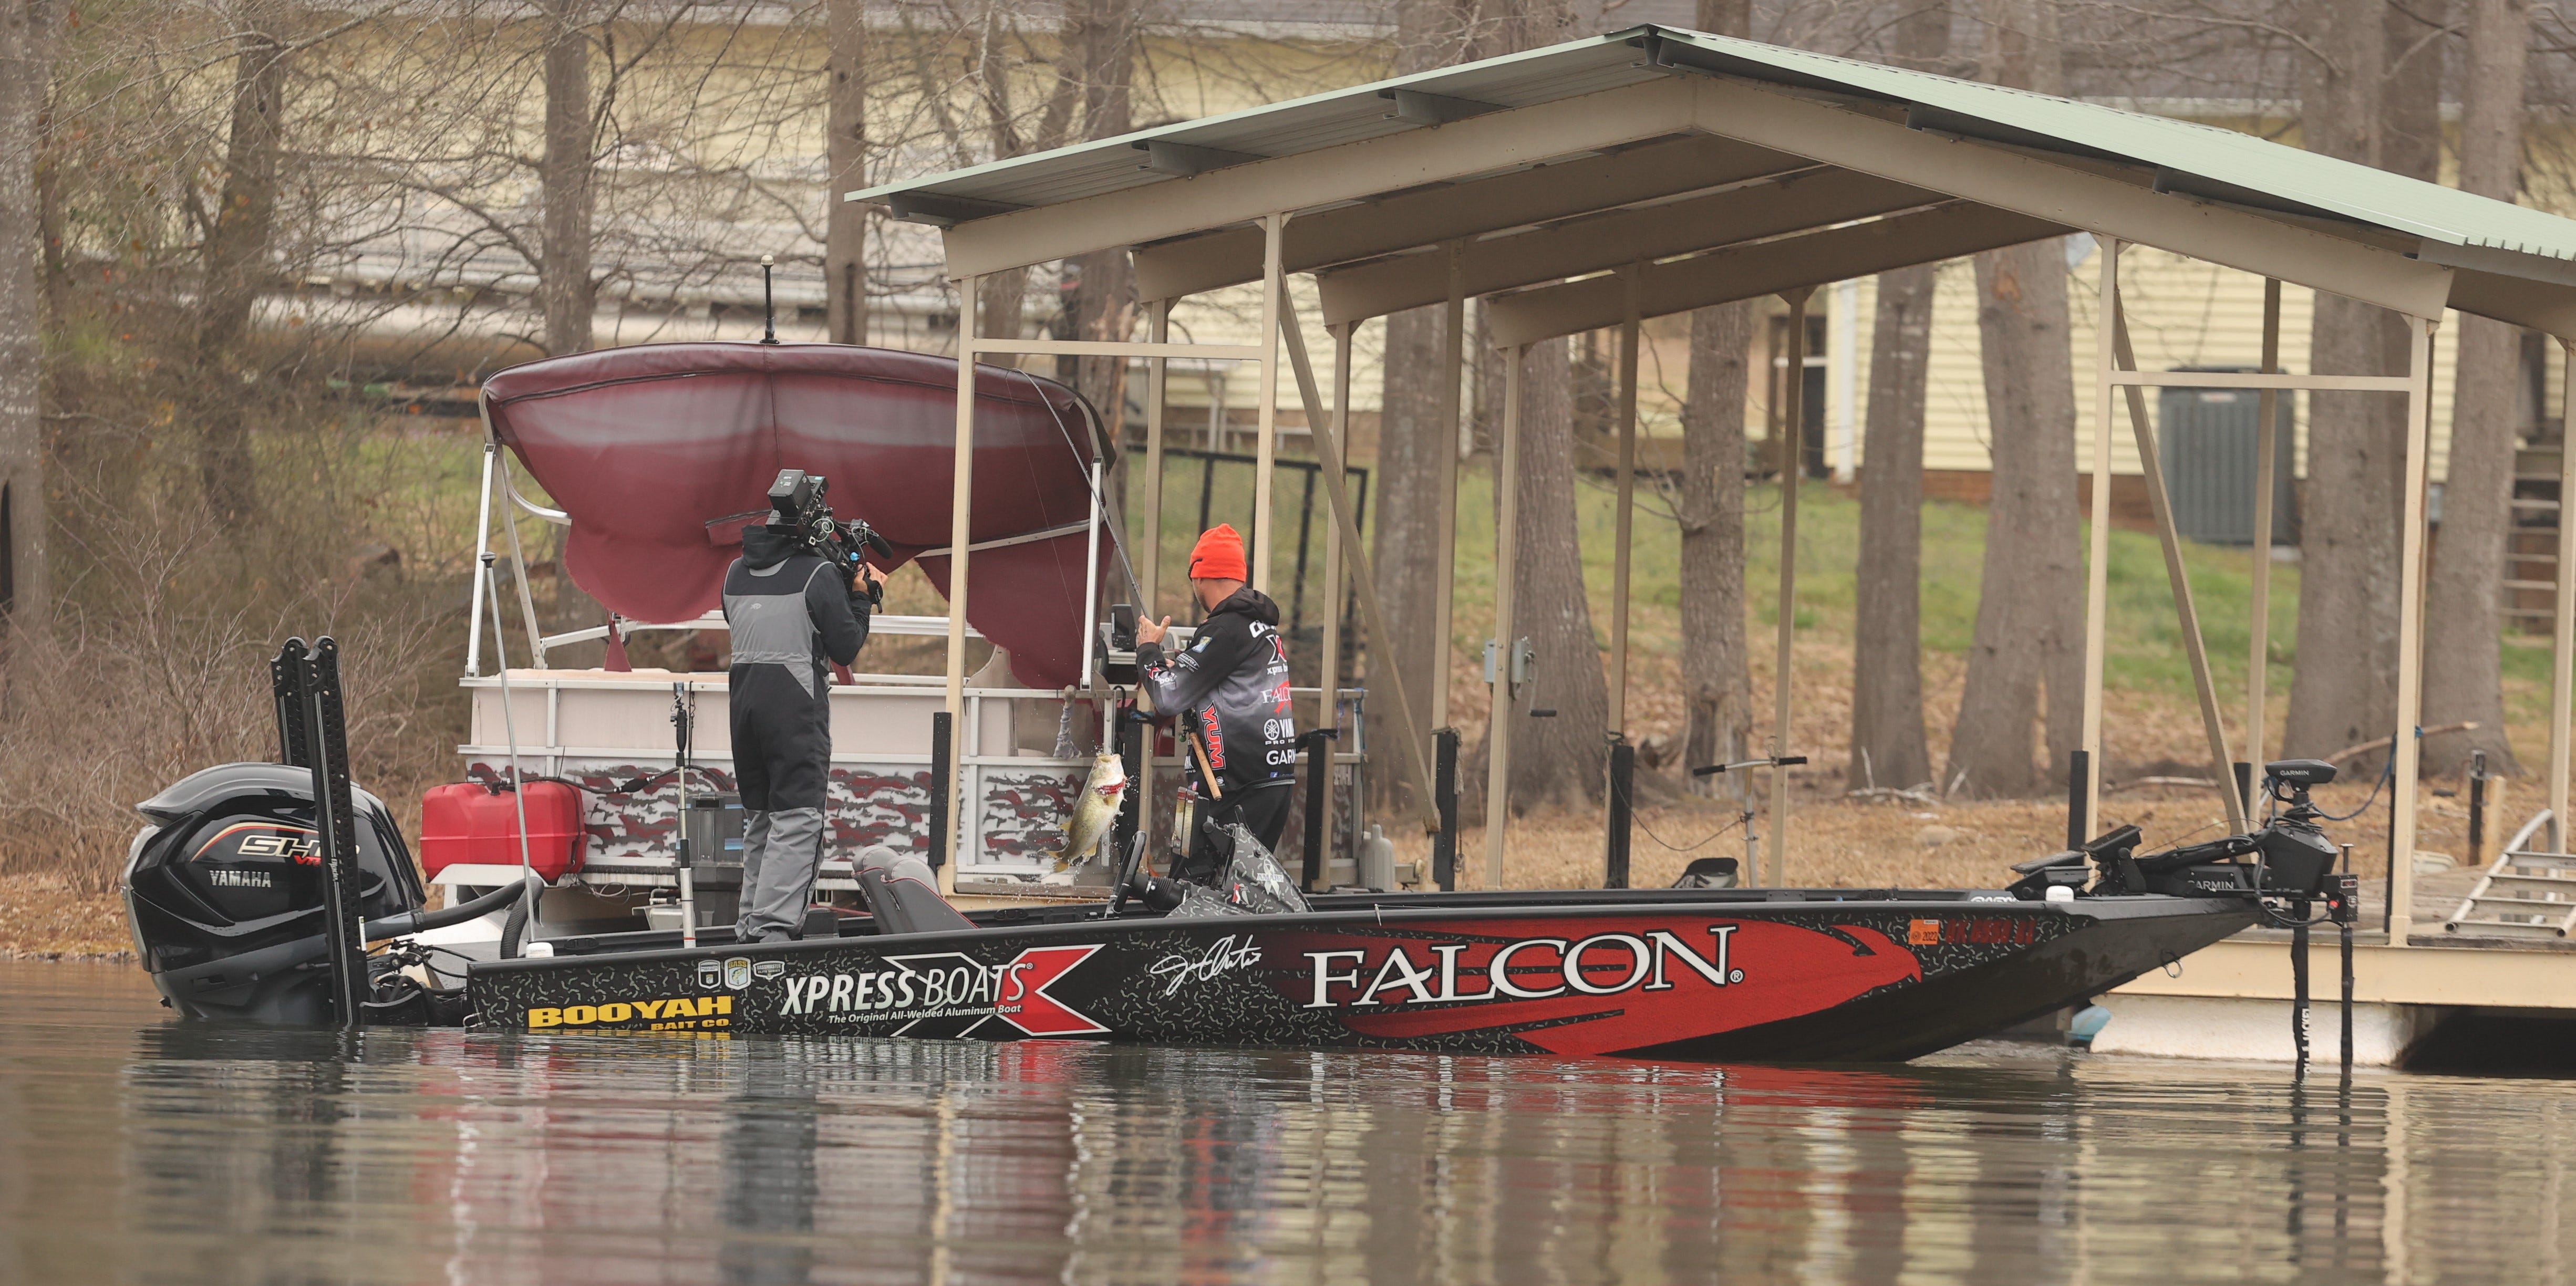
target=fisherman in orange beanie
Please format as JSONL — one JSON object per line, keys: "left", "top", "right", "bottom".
{"left": 1135, "top": 524, "right": 1299, "bottom": 883}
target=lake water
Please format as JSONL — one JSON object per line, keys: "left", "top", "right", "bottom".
{"left": 3, "top": 961, "right": 2571, "bottom": 1284}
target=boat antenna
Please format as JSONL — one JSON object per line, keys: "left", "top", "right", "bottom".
{"left": 760, "top": 253, "right": 779, "bottom": 345}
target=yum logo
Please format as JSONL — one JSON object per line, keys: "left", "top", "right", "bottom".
{"left": 1302, "top": 927, "right": 1742, "bottom": 1010}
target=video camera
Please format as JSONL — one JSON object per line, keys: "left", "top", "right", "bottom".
{"left": 768, "top": 469, "right": 895, "bottom": 609}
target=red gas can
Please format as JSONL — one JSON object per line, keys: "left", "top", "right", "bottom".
{"left": 420, "top": 781, "right": 588, "bottom": 881}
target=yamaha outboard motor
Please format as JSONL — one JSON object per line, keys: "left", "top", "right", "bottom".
{"left": 122, "top": 763, "right": 427, "bottom": 1024}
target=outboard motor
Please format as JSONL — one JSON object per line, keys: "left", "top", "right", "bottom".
{"left": 122, "top": 763, "right": 426, "bottom": 1024}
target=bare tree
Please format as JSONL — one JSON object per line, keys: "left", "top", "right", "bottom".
{"left": 1368, "top": 0, "right": 1480, "bottom": 811}
{"left": 0, "top": 0, "right": 55, "bottom": 635}
{"left": 826, "top": 0, "right": 867, "bottom": 345}
{"left": 1672, "top": 0, "right": 1755, "bottom": 796}
{"left": 1845, "top": 0, "right": 1948, "bottom": 793}
{"left": 1946, "top": 0, "right": 2083, "bottom": 797}
{"left": 2281, "top": 0, "right": 2440, "bottom": 769}
{"left": 1678, "top": 304, "right": 1757, "bottom": 792}
{"left": 2422, "top": 0, "right": 2531, "bottom": 777}
{"left": 1848, "top": 263, "right": 1937, "bottom": 790}
{"left": 1058, "top": 0, "right": 1140, "bottom": 417}
{"left": 1489, "top": 336, "right": 1612, "bottom": 808}
{"left": 194, "top": 1, "right": 294, "bottom": 523}
{"left": 539, "top": 0, "right": 596, "bottom": 357}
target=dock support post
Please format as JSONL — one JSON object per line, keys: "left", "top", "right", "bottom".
{"left": 2387, "top": 315, "right": 2437, "bottom": 945}
{"left": 2248, "top": 278, "right": 2283, "bottom": 771}
{"left": 1486, "top": 344, "right": 1526, "bottom": 892}
{"left": 2081, "top": 241, "right": 2120, "bottom": 848}
{"left": 941, "top": 273, "right": 979, "bottom": 890}
{"left": 2066, "top": 749, "right": 2089, "bottom": 847}
{"left": 1432, "top": 242, "right": 1465, "bottom": 742}
{"left": 1137, "top": 299, "right": 1170, "bottom": 859}
{"left": 1318, "top": 323, "right": 1351, "bottom": 876}
{"left": 1609, "top": 266, "right": 1640, "bottom": 742}
{"left": 1251, "top": 213, "right": 1285, "bottom": 592}
{"left": 1608, "top": 267, "right": 1640, "bottom": 885}
{"left": 1768, "top": 288, "right": 1812, "bottom": 887}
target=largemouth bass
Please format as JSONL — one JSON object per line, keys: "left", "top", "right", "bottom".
{"left": 1058, "top": 751, "right": 1130, "bottom": 868}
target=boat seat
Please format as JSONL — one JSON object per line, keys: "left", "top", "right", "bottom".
{"left": 854, "top": 846, "right": 976, "bottom": 936}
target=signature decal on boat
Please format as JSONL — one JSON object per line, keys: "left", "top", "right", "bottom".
{"left": 1147, "top": 934, "right": 1261, "bottom": 997}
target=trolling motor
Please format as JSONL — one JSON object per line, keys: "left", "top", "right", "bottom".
{"left": 2008, "top": 759, "right": 2345, "bottom": 906}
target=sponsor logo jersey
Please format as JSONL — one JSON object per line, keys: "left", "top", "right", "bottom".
{"left": 1135, "top": 587, "right": 1297, "bottom": 796}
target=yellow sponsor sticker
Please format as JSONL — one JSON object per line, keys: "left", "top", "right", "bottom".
{"left": 527, "top": 995, "right": 731, "bottom": 1030}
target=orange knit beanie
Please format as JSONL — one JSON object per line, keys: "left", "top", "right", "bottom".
{"left": 1188, "top": 524, "right": 1248, "bottom": 582}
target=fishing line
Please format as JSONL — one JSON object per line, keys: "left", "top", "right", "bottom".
{"left": 1010, "top": 365, "right": 1144, "bottom": 605}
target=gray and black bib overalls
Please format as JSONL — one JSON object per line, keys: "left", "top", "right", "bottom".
{"left": 722, "top": 524, "right": 869, "bottom": 942}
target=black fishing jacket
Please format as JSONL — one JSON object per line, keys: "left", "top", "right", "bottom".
{"left": 1136, "top": 587, "right": 1297, "bottom": 797}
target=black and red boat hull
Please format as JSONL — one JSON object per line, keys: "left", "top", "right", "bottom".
{"left": 466, "top": 890, "right": 2256, "bottom": 1062}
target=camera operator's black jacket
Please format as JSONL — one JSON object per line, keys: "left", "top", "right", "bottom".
{"left": 1135, "top": 587, "right": 1296, "bottom": 798}
{"left": 721, "top": 524, "right": 870, "bottom": 812}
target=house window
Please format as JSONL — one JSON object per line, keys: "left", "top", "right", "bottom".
{"left": 1766, "top": 312, "right": 1829, "bottom": 479}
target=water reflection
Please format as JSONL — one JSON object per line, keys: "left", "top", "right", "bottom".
{"left": 5, "top": 963, "right": 2575, "bottom": 1283}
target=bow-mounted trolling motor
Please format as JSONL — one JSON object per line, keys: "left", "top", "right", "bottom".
{"left": 2006, "top": 758, "right": 2352, "bottom": 910}
{"left": 2007, "top": 758, "right": 2365, "bottom": 1072}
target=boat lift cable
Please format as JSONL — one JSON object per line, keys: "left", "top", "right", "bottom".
{"left": 2315, "top": 734, "right": 2402, "bottom": 823}
{"left": 1611, "top": 773, "right": 1749, "bottom": 854}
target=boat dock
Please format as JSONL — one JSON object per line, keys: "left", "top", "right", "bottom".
{"left": 2105, "top": 859, "right": 2576, "bottom": 1064}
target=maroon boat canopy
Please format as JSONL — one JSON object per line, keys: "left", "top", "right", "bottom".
{"left": 481, "top": 343, "right": 1112, "bottom": 689}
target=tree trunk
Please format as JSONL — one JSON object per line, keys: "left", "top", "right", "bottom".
{"left": 1062, "top": 0, "right": 1137, "bottom": 422}
{"left": 1947, "top": 241, "right": 2083, "bottom": 795}
{"left": 824, "top": 0, "right": 867, "bottom": 346}
{"left": 1664, "top": 0, "right": 1758, "bottom": 798}
{"left": 2420, "top": 0, "right": 2530, "bottom": 778}
{"left": 539, "top": 0, "right": 594, "bottom": 357}
{"left": 1848, "top": 263, "right": 1936, "bottom": 791}
{"left": 1679, "top": 303, "right": 1754, "bottom": 794}
{"left": 2281, "top": 0, "right": 2434, "bottom": 770}
{"left": 1365, "top": 0, "right": 1477, "bottom": 812}
{"left": 1481, "top": 338, "right": 1611, "bottom": 811}
{"left": 0, "top": 0, "right": 57, "bottom": 636}
{"left": 1947, "top": 0, "right": 2081, "bottom": 797}
{"left": 1845, "top": 0, "right": 1946, "bottom": 792}
{"left": 195, "top": 1, "right": 291, "bottom": 524}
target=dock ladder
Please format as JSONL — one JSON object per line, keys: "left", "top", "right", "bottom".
{"left": 2444, "top": 810, "right": 2576, "bottom": 938}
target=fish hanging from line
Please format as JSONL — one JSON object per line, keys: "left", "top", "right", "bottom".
{"left": 1057, "top": 751, "right": 1130, "bottom": 869}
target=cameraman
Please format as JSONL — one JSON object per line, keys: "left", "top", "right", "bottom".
{"left": 1135, "top": 524, "right": 1297, "bottom": 884}
{"left": 722, "top": 518, "right": 878, "bottom": 943}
